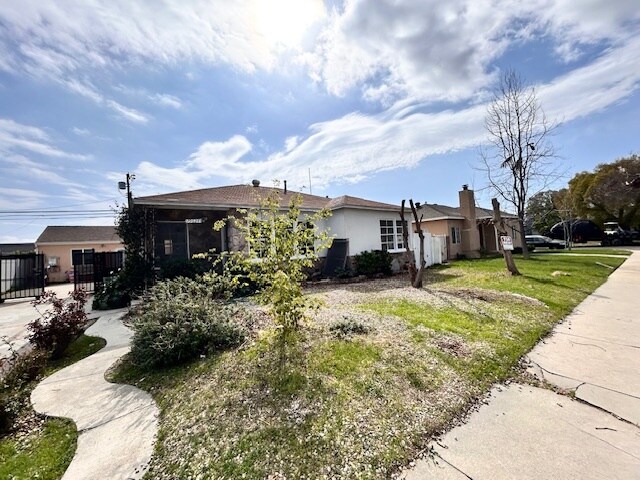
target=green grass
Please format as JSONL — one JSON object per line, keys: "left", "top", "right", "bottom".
{"left": 0, "top": 419, "right": 76, "bottom": 480}
{"left": 533, "top": 247, "right": 632, "bottom": 256}
{"left": 428, "top": 254, "right": 625, "bottom": 315}
{"left": 109, "top": 254, "right": 627, "bottom": 479}
{"left": 0, "top": 334, "right": 106, "bottom": 480}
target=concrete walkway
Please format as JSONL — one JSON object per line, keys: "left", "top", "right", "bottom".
{"left": 402, "top": 252, "right": 640, "bottom": 479}
{"left": 31, "top": 311, "right": 158, "bottom": 480}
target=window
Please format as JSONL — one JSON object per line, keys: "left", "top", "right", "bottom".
{"left": 296, "top": 222, "right": 315, "bottom": 255}
{"left": 164, "top": 239, "right": 173, "bottom": 255}
{"left": 47, "top": 256, "right": 59, "bottom": 267}
{"left": 71, "top": 248, "right": 94, "bottom": 265}
{"left": 451, "top": 227, "right": 461, "bottom": 245}
{"left": 380, "top": 219, "right": 406, "bottom": 251}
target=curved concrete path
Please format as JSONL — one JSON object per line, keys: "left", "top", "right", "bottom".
{"left": 31, "top": 311, "right": 158, "bottom": 480}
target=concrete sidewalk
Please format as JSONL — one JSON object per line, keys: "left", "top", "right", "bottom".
{"left": 31, "top": 311, "right": 158, "bottom": 480}
{"left": 402, "top": 252, "right": 640, "bottom": 479}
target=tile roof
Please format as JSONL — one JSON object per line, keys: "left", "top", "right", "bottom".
{"left": 135, "top": 185, "right": 400, "bottom": 212}
{"left": 135, "top": 185, "right": 330, "bottom": 210}
{"left": 418, "top": 204, "right": 517, "bottom": 221}
{"left": 325, "top": 195, "right": 399, "bottom": 211}
{"left": 36, "top": 226, "right": 121, "bottom": 244}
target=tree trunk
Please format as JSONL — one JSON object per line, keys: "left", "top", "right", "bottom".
{"left": 519, "top": 217, "right": 530, "bottom": 259}
{"left": 492, "top": 198, "right": 520, "bottom": 276}
{"left": 410, "top": 200, "right": 426, "bottom": 288}
{"left": 400, "top": 200, "right": 417, "bottom": 284}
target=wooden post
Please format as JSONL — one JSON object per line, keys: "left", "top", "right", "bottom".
{"left": 492, "top": 198, "right": 520, "bottom": 276}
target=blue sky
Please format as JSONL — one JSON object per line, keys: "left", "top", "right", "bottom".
{"left": 0, "top": 0, "right": 638, "bottom": 243}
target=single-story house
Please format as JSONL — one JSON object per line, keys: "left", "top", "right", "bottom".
{"left": 0, "top": 243, "right": 35, "bottom": 254}
{"left": 134, "top": 182, "right": 408, "bottom": 272}
{"left": 35, "top": 226, "right": 124, "bottom": 283}
{"left": 134, "top": 181, "right": 522, "bottom": 271}
{"left": 416, "top": 185, "right": 522, "bottom": 259}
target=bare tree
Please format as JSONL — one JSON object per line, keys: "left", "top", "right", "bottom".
{"left": 481, "top": 69, "right": 558, "bottom": 259}
{"left": 399, "top": 199, "right": 426, "bottom": 288}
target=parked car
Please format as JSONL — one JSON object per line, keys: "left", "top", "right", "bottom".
{"left": 548, "top": 219, "right": 602, "bottom": 243}
{"left": 526, "top": 235, "right": 565, "bottom": 249}
{"left": 601, "top": 222, "right": 634, "bottom": 246}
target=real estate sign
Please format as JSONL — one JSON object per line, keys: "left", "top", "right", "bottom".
{"left": 500, "top": 236, "right": 514, "bottom": 251}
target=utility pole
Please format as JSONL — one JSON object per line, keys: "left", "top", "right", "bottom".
{"left": 119, "top": 173, "right": 135, "bottom": 209}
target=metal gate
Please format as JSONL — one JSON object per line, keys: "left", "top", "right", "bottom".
{"left": 0, "top": 253, "right": 45, "bottom": 303}
{"left": 73, "top": 251, "right": 124, "bottom": 293}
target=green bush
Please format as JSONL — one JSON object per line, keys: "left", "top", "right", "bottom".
{"left": 129, "top": 277, "right": 246, "bottom": 369}
{"left": 92, "top": 273, "right": 131, "bottom": 310}
{"left": 0, "top": 348, "right": 48, "bottom": 434}
{"left": 329, "top": 316, "right": 373, "bottom": 339}
{"left": 158, "top": 258, "right": 212, "bottom": 281}
{"left": 354, "top": 250, "right": 392, "bottom": 277}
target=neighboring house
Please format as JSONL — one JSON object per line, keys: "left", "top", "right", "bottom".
{"left": 416, "top": 185, "right": 521, "bottom": 259}
{"left": 0, "top": 243, "right": 35, "bottom": 254}
{"left": 133, "top": 182, "right": 408, "bottom": 271}
{"left": 35, "top": 226, "right": 124, "bottom": 283}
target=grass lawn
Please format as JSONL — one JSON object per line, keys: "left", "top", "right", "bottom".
{"left": 0, "top": 334, "right": 106, "bottom": 480}
{"left": 112, "top": 254, "right": 626, "bottom": 479}
{"left": 532, "top": 247, "right": 632, "bottom": 256}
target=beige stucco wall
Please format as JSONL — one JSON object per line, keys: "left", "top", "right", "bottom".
{"left": 418, "top": 219, "right": 466, "bottom": 260}
{"left": 36, "top": 241, "right": 124, "bottom": 283}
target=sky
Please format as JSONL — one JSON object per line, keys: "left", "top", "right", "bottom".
{"left": 0, "top": 0, "right": 638, "bottom": 243}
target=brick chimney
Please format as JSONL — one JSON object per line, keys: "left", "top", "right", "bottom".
{"left": 458, "top": 185, "right": 481, "bottom": 258}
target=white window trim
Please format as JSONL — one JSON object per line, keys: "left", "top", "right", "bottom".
{"left": 380, "top": 219, "right": 407, "bottom": 252}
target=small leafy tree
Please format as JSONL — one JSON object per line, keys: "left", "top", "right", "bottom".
{"left": 115, "top": 204, "right": 155, "bottom": 292}
{"left": 215, "top": 188, "right": 332, "bottom": 366}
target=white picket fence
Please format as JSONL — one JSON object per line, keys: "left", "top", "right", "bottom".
{"left": 409, "top": 232, "right": 447, "bottom": 267}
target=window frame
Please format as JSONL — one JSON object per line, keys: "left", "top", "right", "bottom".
{"left": 380, "top": 219, "right": 407, "bottom": 252}
{"left": 451, "top": 226, "right": 462, "bottom": 245}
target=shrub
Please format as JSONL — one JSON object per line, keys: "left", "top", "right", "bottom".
{"left": 0, "top": 345, "right": 48, "bottom": 433}
{"left": 158, "top": 258, "right": 212, "bottom": 281}
{"left": 92, "top": 273, "right": 131, "bottom": 310}
{"left": 329, "top": 316, "right": 373, "bottom": 339}
{"left": 129, "top": 277, "right": 246, "bottom": 369}
{"left": 354, "top": 250, "right": 392, "bottom": 277}
{"left": 28, "top": 290, "right": 88, "bottom": 359}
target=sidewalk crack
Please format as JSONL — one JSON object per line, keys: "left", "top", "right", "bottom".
{"left": 432, "top": 452, "right": 474, "bottom": 479}
{"left": 78, "top": 404, "right": 156, "bottom": 434}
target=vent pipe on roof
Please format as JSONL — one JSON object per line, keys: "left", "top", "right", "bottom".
{"left": 252, "top": 179, "right": 260, "bottom": 187}
{"left": 284, "top": 180, "right": 287, "bottom": 194}
{"left": 462, "top": 184, "right": 469, "bottom": 190}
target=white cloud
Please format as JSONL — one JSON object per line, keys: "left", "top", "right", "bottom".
{"left": 135, "top": 33, "right": 640, "bottom": 194}
{"left": 305, "top": 0, "right": 640, "bottom": 103}
{"left": 151, "top": 94, "right": 183, "bottom": 109}
{"left": 0, "top": 118, "right": 91, "bottom": 160}
{"left": 72, "top": 127, "right": 90, "bottom": 136}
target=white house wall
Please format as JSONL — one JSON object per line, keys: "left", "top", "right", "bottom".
{"left": 324, "top": 208, "right": 400, "bottom": 256}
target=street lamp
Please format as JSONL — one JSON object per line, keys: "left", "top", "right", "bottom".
{"left": 118, "top": 173, "right": 135, "bottom": 209}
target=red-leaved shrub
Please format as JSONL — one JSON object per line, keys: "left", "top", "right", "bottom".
{"left": 28, "top": 289, "right": 88, "bottom": 359}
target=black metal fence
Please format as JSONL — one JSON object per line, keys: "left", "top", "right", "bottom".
{"left": 0, "top": 253, "right": 45, "bottom": 303}
{"left": 73, "top": 251, "right": 125, "bottom": 293}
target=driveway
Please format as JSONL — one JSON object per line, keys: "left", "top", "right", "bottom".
{"left": 0, "top": 283, "right": 77, "bottom": 361}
